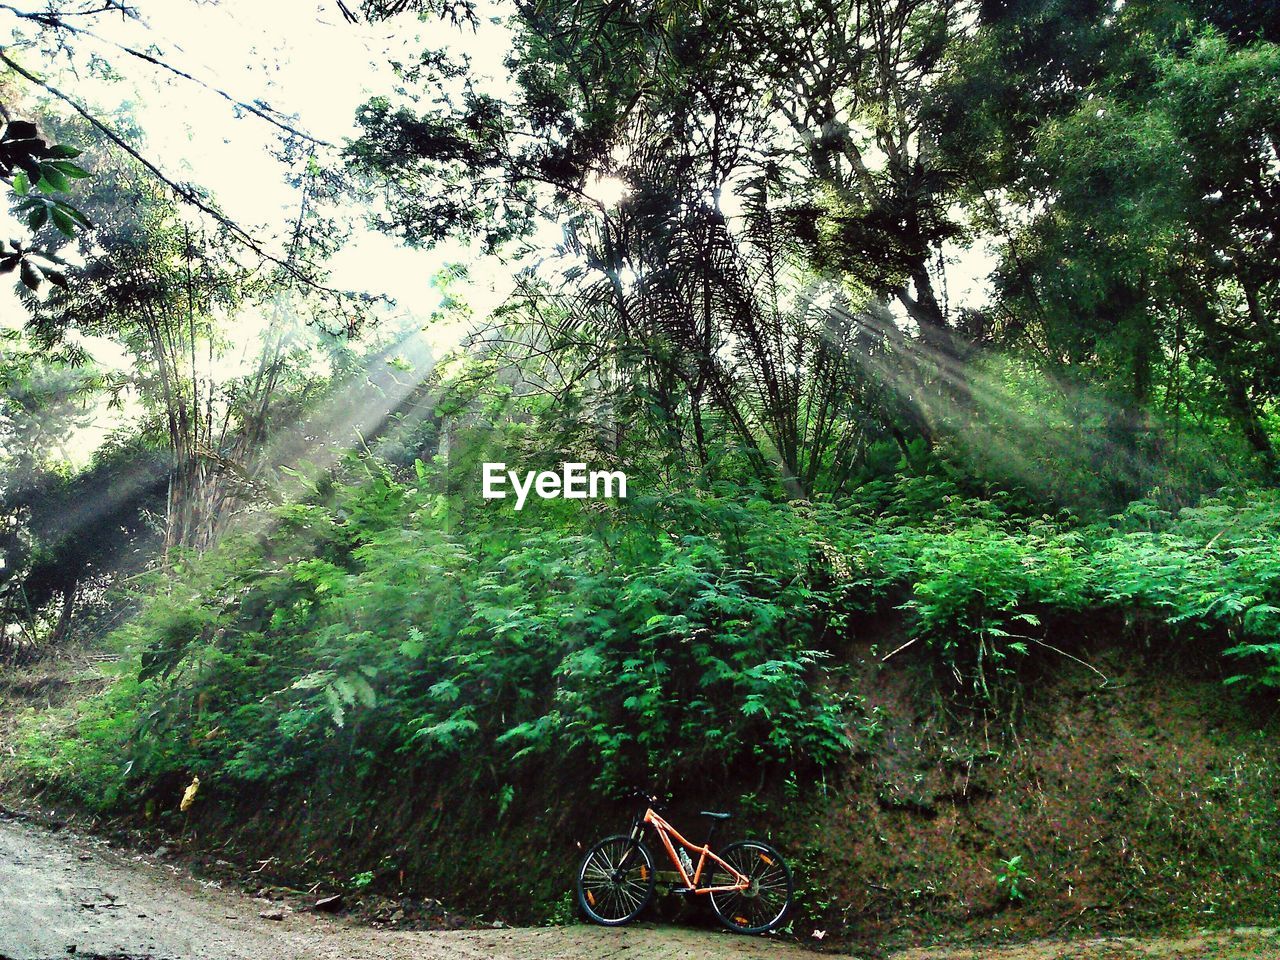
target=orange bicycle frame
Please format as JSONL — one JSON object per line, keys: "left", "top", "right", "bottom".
{"left": 641, "top": 807, "right": 750, "bottom": 894}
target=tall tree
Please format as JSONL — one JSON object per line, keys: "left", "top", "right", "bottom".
{"left": 21, "top": 145, "right": 303, "bottom": 551}
{"left": 938, "top": 0, "right": 1280, "bottom": 478}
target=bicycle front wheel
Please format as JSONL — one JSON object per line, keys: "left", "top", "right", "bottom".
{"left": 707, "top": 840, "right": 794, "bottom": 934}
{"left": 576, "top": 834, "right": 655, "bottom": 926}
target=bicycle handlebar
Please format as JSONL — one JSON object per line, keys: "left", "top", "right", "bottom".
{"left": 627, "top": 788, "right": 668, "bottom": 810}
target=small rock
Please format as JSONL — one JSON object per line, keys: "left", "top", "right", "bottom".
{"left": 390, "top": 909, "right": 405, "bottom": 923}
{"left": 315, "top": 894, "right": 344, "bottom": 913}
{"left": 259, "top": 908, "right": 286, "bottom": 921}
{"left": 491, "top": 920, "right": 506, "bottom": 929}
{"left": 154, "top": 846, "right": 170, "bottom": 858}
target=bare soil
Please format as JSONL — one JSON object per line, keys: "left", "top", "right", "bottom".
{"left": 1, "top": 814, "right": 1277, "bottom": 960}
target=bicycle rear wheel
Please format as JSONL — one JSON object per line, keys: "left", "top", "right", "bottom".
{"left": 576, "top": 834, "right": 655, "bottom": 926}
{"left": 707, "top": 840, "right": 793, "bottom": 934}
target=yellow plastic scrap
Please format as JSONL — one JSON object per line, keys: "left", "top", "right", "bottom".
{"left": 180, "top": 775, "right": 201, "bottom": 812}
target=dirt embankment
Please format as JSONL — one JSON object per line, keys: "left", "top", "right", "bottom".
{"left": 784, "top": 630, "right": 1280, "bottom": 942}
{"left": 4, "top": 629, "right": 1280, "bottom": 952}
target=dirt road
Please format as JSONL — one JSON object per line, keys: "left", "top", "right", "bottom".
{"left": 1, "top": 813, "right": 1277, "bottom": 960}
{"left": 0, "top": 811, "right": 813, "bottom": 960}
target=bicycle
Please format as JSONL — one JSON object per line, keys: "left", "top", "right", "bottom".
{"left": 575, "top": 791, "right": 794, "bottom": 934}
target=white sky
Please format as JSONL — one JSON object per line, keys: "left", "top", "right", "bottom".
{"left": 1, "top": 0, "right": 527, "bottom": 458}
{"left": 1, "top": 0, "right": 522, "bottom": 325}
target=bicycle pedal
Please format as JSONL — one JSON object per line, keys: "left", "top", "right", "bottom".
{"left": 670, "top": 886, "right": 696, "bottom": 896}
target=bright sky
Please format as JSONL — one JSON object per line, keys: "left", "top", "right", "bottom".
{"left": 109, "top": 0, "right": 521, "bottom": 321}
{"left": 1, "top": 0, "right": 527, "bottom": 458}
{"left": 1, "top": 0, "right": 524, "bottom": 323}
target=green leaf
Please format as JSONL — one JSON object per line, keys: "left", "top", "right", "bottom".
{"left": 37, "top": 167, "right": 70, "bottom": 192}
{"left": 57, "top": 202, "right": 91, "bottom": 228}
{"left": 51, "top": 207, "right": 77, "bottom": 237}
{"left": 290, "top": 671, "right": 334, "bottom": 691}
{"left": 323, "top": 685, "right": 346, "bottom": 727}
{"left": 351, "top": 675, "right": 378, "bottom": 708}
{"left": 48, "top": 159, "right": 91, "bottom": 179}
{"left": 332, "top": 675, "right": 356, "bottom": 705}
{"left": 19, "top": 259, "right": 42, "bottom": 290}
{"left": 399, "top": 638, "right": 426, "bottom": 658}
{"left": 429, "top": 679, "right": 460, "bottom": 702}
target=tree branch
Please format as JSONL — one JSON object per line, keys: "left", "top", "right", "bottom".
{"left": 0, "top": 2, "right": 333, "bottom": 147}
{"left": 0, "top": 48, "right": 364, "bottom": 313}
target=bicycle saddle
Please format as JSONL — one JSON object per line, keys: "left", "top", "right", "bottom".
{"left": 699, "top": 810, "right": 731, "bottom": 821}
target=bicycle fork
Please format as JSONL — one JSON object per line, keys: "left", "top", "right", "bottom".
{"left": 613, "top": 817, "right": 646, "bottom": 876}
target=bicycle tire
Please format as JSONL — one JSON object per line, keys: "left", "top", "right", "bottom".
{"left": 706, "top": 839, "right": 793, "bottom": 934}
{"left": 576, "top": 833, "right": 655, "bottom": 926}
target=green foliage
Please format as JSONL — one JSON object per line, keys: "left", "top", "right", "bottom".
{"left": 1, "top": 116, "right": 91, "bottom": 291}
{"left": 22, "top": 463, "right": 1280, "bottom": 822}
{"left": 21, "top": 462, "right": 851, "bottom": 810}
{"left": 350, "top": 870, "right": 375, "bottom": 891}
{"left": 943, "top": 7, "right": 1280, "bottom": 480}
{"left": 16, "top": 669, "right": 145, "bottom": 812}
{"left": 1095, "top": 496, "right": 1280, "bottom": 691}
{"left": 818, "top": 479, "right": 1280, "bottom": 700}
{"left": 542, "top": 890, "right": 577, "bottom": 927}
{"left": 8, "top": 13, "right": 1280, "bottom": 931}
{"left": 995, "top": 854, "right": 1031, "bottom": 903}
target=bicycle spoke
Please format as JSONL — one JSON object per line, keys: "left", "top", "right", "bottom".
{"left": 607, "top": 884, "right": 625, "bottom": 916}
{"left": 616, "top": 883, "right": 642, "bottom": 911}
{"left": 717, "top": 889, "right": 745, "bottom": 913}
{"left": 598, "top": 845, "right": 617, "bottom": 874}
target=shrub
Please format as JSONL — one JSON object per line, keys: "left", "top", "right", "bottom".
{"left": 20, "top": 467, "right": 851, "bottom": 809}
{"left": 21, "top": 473, "right": 1280, "bottom": 818}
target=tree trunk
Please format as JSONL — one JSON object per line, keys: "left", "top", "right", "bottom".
{"left": 1186, "top": 290, "right": 1278, "bottom": 475}
{"left": 48, "top": 583, "right": 77, "bottom": 646}
{"left": 1224, "top": 375, "right": 1278, "bottom": 474}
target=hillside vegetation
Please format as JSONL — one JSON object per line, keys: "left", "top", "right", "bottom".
{"left": 4, "top": 0, "right": 1280, "bottom": 946}
{"left": 12, "top": 459, "right": 1280, "bottom": 931}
